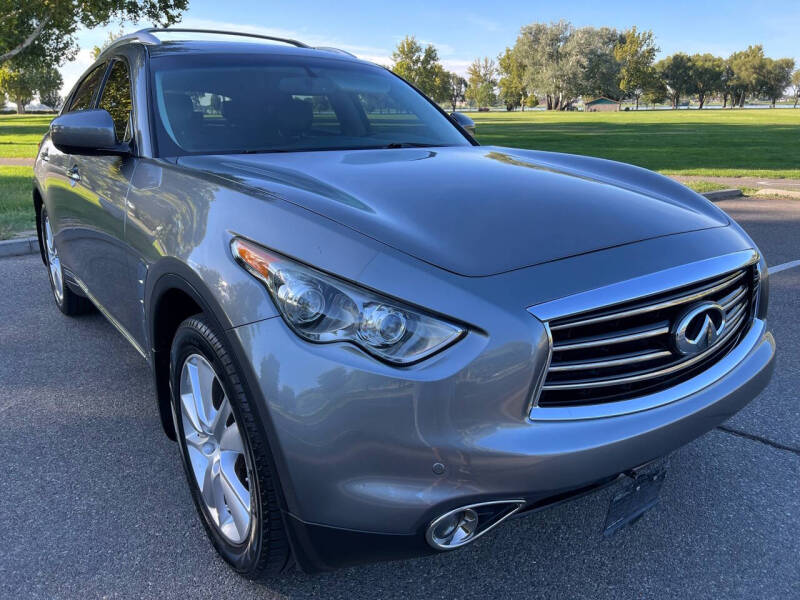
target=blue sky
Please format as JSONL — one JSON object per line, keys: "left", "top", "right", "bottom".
{"left": 59, "top": 0, "right": 800, "bottom": 93}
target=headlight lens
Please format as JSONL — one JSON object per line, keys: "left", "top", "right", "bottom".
{"left": 231, "top": 238, "right": 465, "bottom": 364}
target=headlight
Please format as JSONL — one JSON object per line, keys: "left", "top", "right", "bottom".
{"left": 231, "top": 238, "right": 465, "bottom": 364}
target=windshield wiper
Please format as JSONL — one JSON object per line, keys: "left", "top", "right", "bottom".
{"left": 382, "top": 142, "right": 441, "bottom": 149}
{"left": 224, "top": 143, "right": 445, "bottom": 155}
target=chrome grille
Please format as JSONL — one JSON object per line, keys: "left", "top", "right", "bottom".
{"left": 537, "top": 266, "right": 756, "bottom": 408}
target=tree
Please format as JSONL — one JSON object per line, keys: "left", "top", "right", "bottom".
{"left": 514, "top": 21, "right": 621, "bottom": 110}
{"left": 0, "top": 1, "right": 188, "bottom": 68}
{"left": 429, "top": 63, "right": 452, "bottom": 105}
{"left": 571, "top": 26, "right": 623, "bottom": 102}
{"left": 391, "top": 35, "right": 449, "bottom": 101}
{"left": 728, "top": 45, "right": 766, "bottom": 107}
{"left": 656, "top": 53, "right": 693, "bottom": 108}
{"left": 0, "top": 63, "right": 60, "bottom": 113}
{"left": 445, "top": 72, "right": 467, "bottom": 112}
{"left": 465, "top": 57, "right": 497, "bottom": 109}
{"left": 33, "top": 61, "right": 60, "bottom": 109}
{"left": 40, "top": 88, "right": 61, "bottom": 110}
{"left": 497, "top": 47, "right": 526, "bottom": 111}
{"left": 614, "top": 26, "right": 658, "bottom": 109}
{"left": 720, "top": 61, "right": 735, "bottom": 108}
{"left": 760, "top": 57, "right": 794, "bottom": 107}
{"left": 641, "top": 78, "right": 668, "bottom": 107}
{"left": 688, "top": 54, "right": 725, "bottom": 109}
{"left": 91, "top": 29, "right": 125, "bottom": 60}
{"left": 515, "top": 20, "right": 575, "bottom": 110}
{"left": 0, "top": 62, "right": 61, "bottom": 113}
{"left": 792, "top": 70, "right": 800, "bottom": 108}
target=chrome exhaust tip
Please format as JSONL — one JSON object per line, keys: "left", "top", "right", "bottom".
{"left": 425, "top": 500, "right": 525, "bottom": 550}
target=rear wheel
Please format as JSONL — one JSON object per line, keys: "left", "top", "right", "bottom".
{"left": 170, "top": 315, "right": 293, "bottom": 578}
{"left": 41, "top": 209, "right": 92, "bottom": 315}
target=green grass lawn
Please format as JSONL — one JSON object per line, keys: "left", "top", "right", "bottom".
{"left": 472, "top": 109, "right": 800, "bottom": 178}
{"left": 681, "top": 180, "right": 730, "bottom": 193}
{"left": 0, "top": 114, "right": 53, "bottom": 158}
{"left": 0, "top": 166, "right": 35, "bottom": 240}
{"left": 0, "top": 109, "right": 797, "bottom": 239}
{"left": 0, "top": 115, "right": 51, "bottom": 238}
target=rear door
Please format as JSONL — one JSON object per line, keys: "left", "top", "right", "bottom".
{"left": 67, "top": 57, "right": 140, "bottom": 334}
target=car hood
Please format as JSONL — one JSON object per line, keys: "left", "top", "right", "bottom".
{"left": 178, "top": 146, "right": 729, "bottom": 277}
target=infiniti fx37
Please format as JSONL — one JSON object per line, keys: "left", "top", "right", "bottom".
{"left": 33, "top": 29, "right": 775, "bottom": 577}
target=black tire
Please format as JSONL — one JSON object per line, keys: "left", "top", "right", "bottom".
{"left": 40, "top": 208, "right": 93, "bottom": 316}
{"left": 169, "top": 315, "right": 293, "bottom": 579}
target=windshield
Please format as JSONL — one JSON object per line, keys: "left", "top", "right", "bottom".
{"left": 149, "top": 53, "right": 471, "bottom": 155}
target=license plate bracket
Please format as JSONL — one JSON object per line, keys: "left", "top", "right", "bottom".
{"left": 603, "top": 459, "right": 668, "bottom": 537}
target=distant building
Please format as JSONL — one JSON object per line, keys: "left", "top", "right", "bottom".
{"left": 584, "top": 97, "right": 620, "bottom": 112}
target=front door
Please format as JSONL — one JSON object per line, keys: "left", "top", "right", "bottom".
{"left": 66, "top": 58, "right": 139, "bottom": 336}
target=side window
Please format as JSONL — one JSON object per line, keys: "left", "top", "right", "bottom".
{"left": 67, "top": 64, "right": 107, "bottom": 112}
{"left": 99, "top": 60, "right": 133, "bottom": 142}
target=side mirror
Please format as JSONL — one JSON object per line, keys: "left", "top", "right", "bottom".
{"left": 450, "top": 112, "right": 476, "bottom": 137}
{"left": 50, "top": 109, "right": 129, "bottom": 155}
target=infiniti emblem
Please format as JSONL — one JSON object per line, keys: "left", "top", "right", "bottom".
{"left": 672, "top": 301, "right": 726, "bottom": 356}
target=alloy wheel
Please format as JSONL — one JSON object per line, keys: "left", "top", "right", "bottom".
{"left": 43, "top": 213, "right": 64, "bottom": 304}
{"left": 179, "top": 353, "right": 254, "bottom": 544}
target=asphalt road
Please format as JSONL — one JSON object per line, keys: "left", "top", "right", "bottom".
{"left": 1, "top": 197, "right": 798, "bottom": 600}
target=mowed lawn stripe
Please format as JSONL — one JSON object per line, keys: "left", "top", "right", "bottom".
{"left": 0, "top": 166, "right": 35, "bottom": 240}
{"left": 0, "top": 114, "right": 53, "bottom": 159}
{"left": 472, "top": 109, "right": 800, "bottom": 178}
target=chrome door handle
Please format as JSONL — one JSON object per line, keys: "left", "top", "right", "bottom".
{"left": 68, "top": 165, "right": 81, "bottom": 182}
{"left": 40, "top": 149, "right": 49, "bottom": 162}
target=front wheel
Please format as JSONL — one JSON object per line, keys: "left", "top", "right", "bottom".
{"left": 169, "top": 315, "right": 293, "bottom": 578}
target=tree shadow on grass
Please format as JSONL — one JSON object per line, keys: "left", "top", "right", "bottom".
{"left": 0, "top": 171, "right": 35, "bottom": 238}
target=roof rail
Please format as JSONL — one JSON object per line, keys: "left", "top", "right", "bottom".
{"left": 314, "top": 46, "right": 356, "bottom": 58}
{"left": 102, "top": 29, "right": 162, "bottom": 51}
{"left": 99, "top": 29, "right": 362, "bottom": 60}
{"left": 138, "top": 28, "right": 310, "bottom": 48}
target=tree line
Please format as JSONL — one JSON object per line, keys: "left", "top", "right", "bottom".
{"left": 2, "top": 7, "right": 798, "bottom": 114}
{"left": 392, "top": 22, "right": 800, "bottom": 111}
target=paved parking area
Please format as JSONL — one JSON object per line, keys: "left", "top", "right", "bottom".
{"left": 1, "top": 197, "right": 798, "bottom": 599}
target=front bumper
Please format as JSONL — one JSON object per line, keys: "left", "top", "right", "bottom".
{"left": 231, "top": 311, "right": 775, "bottom": 570}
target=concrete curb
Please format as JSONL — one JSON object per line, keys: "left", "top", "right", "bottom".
{"left": 0, "top": 236, "right": 39, "bottom": 258}
{"left": 701, "top": 189, "right": 743, "bottom": 201}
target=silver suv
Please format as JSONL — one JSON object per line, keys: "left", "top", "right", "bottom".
{"left": 33, "top": 29, "right": 775, "bottom": 577}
